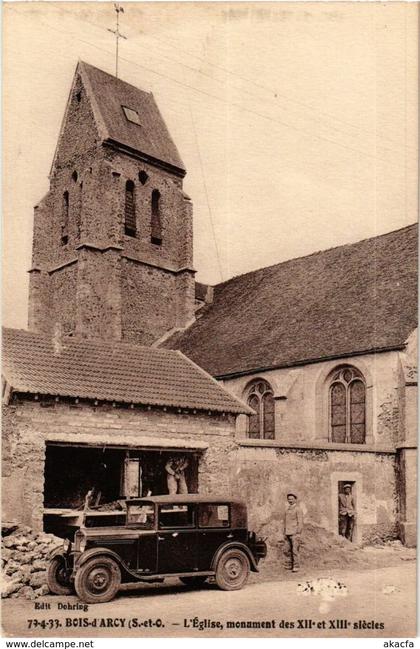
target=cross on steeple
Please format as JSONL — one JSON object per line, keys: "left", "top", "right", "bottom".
{"left": 107, "top": 3, "right": 127, "bottom": 78}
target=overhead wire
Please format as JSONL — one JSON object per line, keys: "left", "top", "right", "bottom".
{"left": 183, "top": 77, "right": 225, "bottom": 283}
{"left": 8, "top": 3, "right": 414, "bottom": 158}
{"left": 6, "top": 11, "right": 410, "bottom": 172}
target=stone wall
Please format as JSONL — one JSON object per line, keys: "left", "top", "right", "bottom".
{"left": 110, "top": 154, "right": 192, "bottom": 270}
{"left": 50, "top": 263, "right": 78, "bottom": 337}
{"left": 75, "top": 247, "right": 122, "bottom": 341}
{"left": 217, "top": 348, "right": 417, "bottom": 545}
{"left": 121, "top": 261, "right": 179, "bottom": 345}
{"left": 52, "top": 72, "right": 100, "bottom": 174}
{"left": 223, "top": 350, "right": 403, "bottom": 446}
{"left": 229, "top": 444, "right": 397, "bottom": 545}
{"left": 3, "top": 393, "right": 400, "bottom": 546}
{"left": 2, "top": 398, "right": 237, "bottom": 532}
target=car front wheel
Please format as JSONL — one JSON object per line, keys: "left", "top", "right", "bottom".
{"left": 47, "top": 555, "right": 74, "bottom": 595}
{"left": 215, "top": 548, "right": 250, "bottom": 591}
{"left": 74, "top": 556, "right": 121, "bottom": 604}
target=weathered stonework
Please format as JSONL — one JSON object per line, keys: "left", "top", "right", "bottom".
{"left": 28, "top": 69, "right": 195, "bottom": 344}
{"left": 228, "top": 445, "right": 397, "bottom": 545}
{"left": 218, "top": 346, "right": 417, "bottom": 545}
{"left": 224, "top": 350, "right": 405, "bottom": 447}
{"left": 2, "top": 398, "right": 237, "bottom": 532}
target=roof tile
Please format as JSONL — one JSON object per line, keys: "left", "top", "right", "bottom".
{"left": 2, "top": 329, "right": 251, "bottom": 414}
{"left": 79, "top": 62, "right": 185, "bottom": 173}
{"left": 166, "top": 225, "right": 418, "bottom": 376}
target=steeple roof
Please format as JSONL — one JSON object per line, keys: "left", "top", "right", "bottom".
{"left": 53, "top": 61, "right": 186, "bottom": 175}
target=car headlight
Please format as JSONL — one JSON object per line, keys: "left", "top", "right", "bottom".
{"left": 74, "top": 531, "right": 87, "bottom": 552}
{"left": 63, "top": 538, "right": 71, "bottom": 552}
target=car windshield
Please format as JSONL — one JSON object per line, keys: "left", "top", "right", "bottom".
{"left": 126, "top": 504, "right": 155, "bottom": 528}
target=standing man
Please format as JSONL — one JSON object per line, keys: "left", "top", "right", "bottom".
{"left": 284, "top": 492, "right": 303, "bottom": 573}
{"left": 165, "top": 456, "right": 189, "bottom": 494}
{"left": 338, "top": 484, "right": 356, "bottom": 541}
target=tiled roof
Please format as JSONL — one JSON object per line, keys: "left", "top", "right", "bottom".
{"left": 79, "top": 62, "right": 185, "bottom": 173}
{"left": 2, "top": 328, "right": 251, "bottom": 414}
{"left": 166, "top": 225, "right": 418, "bottom": 377}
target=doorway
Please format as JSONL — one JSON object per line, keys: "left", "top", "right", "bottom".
{"left": 338, "top": 480, "right": 357, "bottom": 542}
{"left": 44, "top": 443, "right": 199, "bottom": 510}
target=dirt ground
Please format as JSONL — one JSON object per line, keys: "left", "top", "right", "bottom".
{"left": 2, "top": 559, "right": 416, "bottom": 638}
{"left": 261, "top": 532, "right": 417, "bottom": 578}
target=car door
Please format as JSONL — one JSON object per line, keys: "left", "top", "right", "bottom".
{"left": 125, "top": 502, "right": 158, "bottom": 574}
{"left": 157, "top": 504, "right": 197, "bottom": 573}
{"left": 136, "top": 532, "right": 158, "bottom": 574}
{"left": 196, "top": 503, "right": 236, "bottom": 570}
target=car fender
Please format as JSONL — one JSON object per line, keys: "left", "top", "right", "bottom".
{"left": 211, "top": 542, "right": 259, "bottom": 573}
{"left": 73, "top": 547, "right": 138, "bottom": 582}
{"left": 48, "top": 548, "right": 73, "bottom": 573}
{"left": 49, "top": 546, "right": 66, "bottom": 560}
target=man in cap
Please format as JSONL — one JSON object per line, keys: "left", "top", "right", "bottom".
{"left": 284, "top": 492, "right": 303, "bottom": 573}
{"left": 338, "top": 484, "right": 356, "bottom": 541}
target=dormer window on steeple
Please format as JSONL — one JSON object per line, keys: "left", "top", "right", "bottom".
{"left": 122, "top": 106, "right": 141, "bottom": 126}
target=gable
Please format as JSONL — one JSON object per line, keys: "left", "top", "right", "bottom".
{"left": 51, "top": 70, "right": 102, "bottom": 174}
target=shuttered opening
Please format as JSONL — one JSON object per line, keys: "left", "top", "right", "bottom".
{"left": 151, "top": 189, "right": 162, "bottom": 245}
{"left": 125, "top": 180, "right": 136, "bottom": 236}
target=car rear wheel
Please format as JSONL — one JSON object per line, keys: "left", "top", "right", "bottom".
{"left": 215, "top": 549, "right": 250, "bottom": 591}
{"left": 47, "top": 555, "right": 74, "bottom": 595}
{"left": 179, "top": 576, "right": 208, "bottom": 588}
{"left": 74, "top": 556, "right": 121, "bottom": 604}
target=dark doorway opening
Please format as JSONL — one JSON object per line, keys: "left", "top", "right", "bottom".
{"left": 44, "top": 444, "right": 199, "bottom": 510}
{"left": 44, "top": 445, "right": 124, "bottom": 509}
{"left": 338, "top": 480, "right": 357, "bottom": 543}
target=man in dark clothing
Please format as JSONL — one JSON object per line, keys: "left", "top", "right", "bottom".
{"left": 284, "top": 493, "right": 303, "bottom": 572}
{"left": 338, "top": 484, "right": 356, "bottom": 541}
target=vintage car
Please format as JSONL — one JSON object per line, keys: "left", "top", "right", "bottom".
{"left": 47, "top": 495, "right": 267, "bottom": 604}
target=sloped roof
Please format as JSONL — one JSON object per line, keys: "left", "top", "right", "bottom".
{"left": 78, "top": 61, "right": 185, "bottom": 173}
{"left": 166, "top": 225, "right": 418, "bottom": 377}
{"left": 2, "top": 328, "right": 251, "bottom": 414}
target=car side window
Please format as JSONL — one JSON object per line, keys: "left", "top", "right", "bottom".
{"left": 158, "top": 505, "right": 194, "bottom": 529}
{"left": 126, "top": 504, "right": 155, "bottom": 528}
{"left": 198, "top": 504, "right": 230, "bottom": 528}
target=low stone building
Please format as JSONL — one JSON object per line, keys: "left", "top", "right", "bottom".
{"left": 2, "top": 329, "right": 250, "bottom": 531}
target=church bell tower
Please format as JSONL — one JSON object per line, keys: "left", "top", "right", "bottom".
{"left": 29, "top": 61, "right": 195, "bottom": 345}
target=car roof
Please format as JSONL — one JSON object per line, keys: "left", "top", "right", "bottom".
{"left": 128, "top": 495, "right": 245, "bottom": 506}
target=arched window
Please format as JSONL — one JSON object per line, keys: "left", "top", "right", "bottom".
{"left": 151, "top": 189, "right": 162, "bottom": 245}
{"left": 246, "top": 379, "right": 275, "bottom": 440}
{"left": 124, "top": 180, "right": 136, "bottom": 237}
{"left": 61, "top": 191, "right": 69, "bottom": 245}
{"left": 329, "top": 366, "right": 366, "bottom": 443}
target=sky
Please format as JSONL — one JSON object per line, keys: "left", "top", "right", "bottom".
{"left": 3, "top": 1, "right": 418, "bottom": 330}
